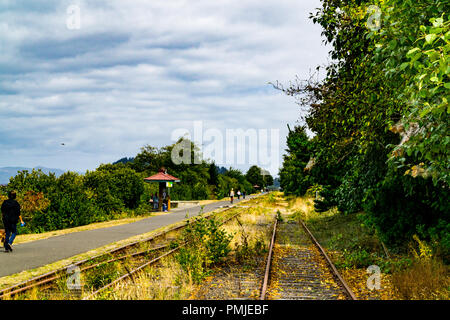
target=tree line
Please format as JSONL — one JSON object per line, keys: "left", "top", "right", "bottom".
{"left": 278, "top": 0, "right": 449, "bottom": 261}
{"left": 0, "top": 138, "right": 273, "bottom": 233}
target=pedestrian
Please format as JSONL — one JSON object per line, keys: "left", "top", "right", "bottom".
{"left": 1, "top": 191, "right": 24, "bottom": 252}
{"left": 230, "top": 188, "right": 234, "bottom": 204}
{"left": 237, "top": 190, "right": 241, "bottom": 200}
{"left": 153, "top": 193, "right": 159, "bottom": 210}
{"left": 242, "top": 191, "right": 246, "bottom": 199}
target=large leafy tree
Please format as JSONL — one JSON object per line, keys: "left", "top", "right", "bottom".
{"left": 279, "top": 125, "right": 312, "bottom": 195}
{"left": 277, "top": 0, "right": 449, "bottom": 254}
{"left": 245, "top": 165, "right": 265, "bottom": 188}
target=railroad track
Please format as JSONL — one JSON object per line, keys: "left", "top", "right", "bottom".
{"left": 83, "top": 207, "right": 251, "bottom": 300}
{"left": 0, "top": 197, "right": 257, "bottom": 300}
{"left": 260, "top": 217, "right": 357, "bottom": 300}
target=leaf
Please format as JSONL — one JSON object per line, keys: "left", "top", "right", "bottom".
{"left": 399, "top": 62, "right": 409, "bottom": 71}
{"left": 388, "top": 39, "right": 397, "bottom": 50}
{"left": 425, "top": 34, "right": 437, "bottom": 44}
{"left": 406, "top": 47, "right": 421, "bottom": 58}
{"left": 432, "top": 17, "right": 443, "bottom": 27}
{"left": 430, "top": 76, "right": 439, "bottom": 82}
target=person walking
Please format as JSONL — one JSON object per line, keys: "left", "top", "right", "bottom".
{"left": 1, "top": 191, "right": 24, "bottom": 252}
{"left": 242, "top": 191, "right": 246, "bottom": 199}
{"left": 230, "top": 188, "right": 235, "bottom": 204}
{"left": 237, "top": 190, "right": 241, "bottom": 200}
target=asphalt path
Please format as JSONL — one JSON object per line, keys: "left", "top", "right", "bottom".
{"left": 0, "top": 195, "right": 259, "bottom": 278}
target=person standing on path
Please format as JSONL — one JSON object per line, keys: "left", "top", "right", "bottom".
{"left": 230, "top": 188, "right": 234, "bottom": 204}
{"left": 237, "top": 190, "right": 241, "bottom": 200}
{"left": 242, "top": 191, "right": 246, "bottom": 199}
{"left": 153, "top": 193, "right": 159, "bottom": 210}
{"left": 1, "top": 191, "right": 24, "bottom": 252}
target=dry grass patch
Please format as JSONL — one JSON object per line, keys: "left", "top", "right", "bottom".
{"left": 93, "top": 257, "right": 194, "bottom": 300}
{"left": 392, "top": 257, "right": 450, "bottom": 300}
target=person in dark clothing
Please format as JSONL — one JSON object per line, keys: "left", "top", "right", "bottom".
{"left": 1, "top": 191, "right": 24, "bottom": 252}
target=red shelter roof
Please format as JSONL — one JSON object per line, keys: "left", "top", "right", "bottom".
{"left": 144, "top": 171, "right": 180, "bottom": 183}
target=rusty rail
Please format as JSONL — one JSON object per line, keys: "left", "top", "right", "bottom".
{"left": 260, "top": 218, "right": 278, "bottom": 300}
{"left": 83, "top": 206, "right": 249, "bottom": 299}
{"left": 298, "top": 219, "right": 357, "bottom": 300}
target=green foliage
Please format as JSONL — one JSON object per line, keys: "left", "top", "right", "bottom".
{"left": 5, "top": 166, "right": 145, "bottom": 232}
{"left": 313, "top": 187, "right": 337, "bottom": 213}
{"left": 245, "top": 165, "right": 273, "bottom": 189}
{"left": 276, "top": 210, "right": 283, "bottom": 222}
{"left": 362, "top": 164, "right": 450, "bottom": 257}
{"left": 278, "top": 0, "right": 449, "bottom": 255}
{"left": 335, "top": 248, "right": 379, "bottom": 269}
{"left": 84, "top": 261, "right": 121, "bottom": 290}
{"left": 85, "top": 164, "right": 144, "bottom": 211}
{"left": 279, "top": 126, "right": 313, "bottom": 195}
{"left": 234, "top": 218, "right": 267, "bottom": 265}
{"left": 130, "top": 138, "right": 256, "bottom": 200}
{"left": 4, "top": 137, "right": 262, "bottom": 233}
{"left": 176, "top": 215, "right": 232, "bottom": 283}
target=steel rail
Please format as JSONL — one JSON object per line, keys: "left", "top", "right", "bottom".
{"left": 83, "top": 245, "right": 187, "bottom": 299}
{"left": 0, "top": 223, "right": 187, "bottom": 298}
{"left": 84, "top": 206, "right": 249, "bottom": 300}
{"left": 298, "top": 219, "right": 357, "bottom": 300}
{"left": 260, "top": 218, "right": 278, "bottom": 300}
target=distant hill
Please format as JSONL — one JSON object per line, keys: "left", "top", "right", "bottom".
{"left": 273, "top": 178, "right": 280, "bottom": 188}
{"left": 218, "top": 166, "right": 228, "bottom": 174}
{"left": 113, "top": 157, "right": 134, "bottom": 165}
{"left": 0, "top": 166, "right": 66, "bottom": 185}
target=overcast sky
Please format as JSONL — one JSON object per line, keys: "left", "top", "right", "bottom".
{"left": 0, "top": 0, "right": 330, "bottom": 176}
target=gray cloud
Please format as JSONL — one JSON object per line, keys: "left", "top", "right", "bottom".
{"left": 0, "top": 0, "right": 329, "bottom": 175}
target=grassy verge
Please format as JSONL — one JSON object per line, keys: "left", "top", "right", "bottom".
{"left": 287, "top": 195, "right": 449, "bottom": 300}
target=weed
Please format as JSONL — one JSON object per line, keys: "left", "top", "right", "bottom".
{"left": 334, "top": 248, "right": 379, "bottom": 269}
{"left": 176, "top": 215, "right": 232, "bottom": 283}
{"left": 234, "top": 218, "right": 267, "bottom": 265}
{"left": 276, "top": 210, "right": 283, "bottom": 222}
{"left": 391, "top": 257, "right": 449, "bottom": 300}
{"left": 84, "top": 261, "right": 121, "bottom": 291}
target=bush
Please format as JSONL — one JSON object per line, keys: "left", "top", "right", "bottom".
{"left": 335, "top": 248, "right": 379, "bottom": 269}
{"left": 176, "top": 215, "right": 232, "bottom": 283}
{"left": 363, "top": 167, "right": 450, "bottom": 251}
{"left": 85, "top": 164, "right": 144, "bottom": 210}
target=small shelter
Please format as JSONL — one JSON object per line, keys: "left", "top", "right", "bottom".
{"left": 144, "top": 168, "right": 180, "bottom": 211}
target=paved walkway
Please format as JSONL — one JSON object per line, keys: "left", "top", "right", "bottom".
{"left": 0, "top": 195, "right": 258, "bottom": 278}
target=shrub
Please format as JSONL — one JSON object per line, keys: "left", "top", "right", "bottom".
{"left": 363, "top": 167, "right": 450, "bottom": 251}
{"left": 176, "top": 215, "right": 232, "bottom": 283}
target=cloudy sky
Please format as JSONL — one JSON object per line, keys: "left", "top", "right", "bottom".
{"left": 0, "top": 0, "right": 330, "bottom": 176}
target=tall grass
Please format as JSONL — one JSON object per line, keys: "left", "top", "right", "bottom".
{"left": 392, "top": 236, "right": 450, "bottom": 300}
{"left": 105, "top": 258, "right": 195, "bottom": 300}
